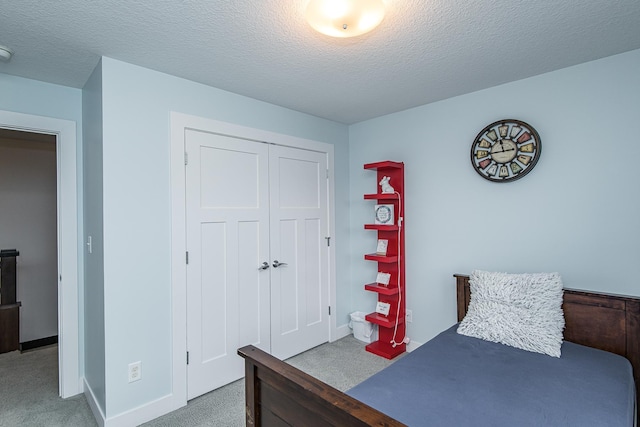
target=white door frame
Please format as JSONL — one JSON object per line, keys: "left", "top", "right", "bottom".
{"left": 0, "top": 110, "right": 80, "bottom": 398}
{"left": 169, "top": 112, "right": 337, "bottom": 408}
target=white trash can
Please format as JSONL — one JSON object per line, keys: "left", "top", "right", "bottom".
{"left": 349, "top": 311, "right": 377, "bottom": 343}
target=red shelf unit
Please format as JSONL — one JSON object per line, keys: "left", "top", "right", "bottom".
{"left": 362, "top": 161, "right": 406, "bottom": 359}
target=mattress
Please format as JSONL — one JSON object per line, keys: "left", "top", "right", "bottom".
{"left": 347, "top": 325, "right": 635, "bottom": 426}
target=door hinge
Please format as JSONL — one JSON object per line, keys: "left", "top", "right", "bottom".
{"left": 325, "top": 236, "right": 331, "bottom": 247}
{"left": 184, "top": 152, "right": 188, "bottom": 165}
{"left": 187, "top": 351, "right": 189, "bottom": 365}
{"left": 328, "top": 306, "right": 331, "bottom": 315}
{"left": 186, "top": 251, "right": 189, "bottom": 264}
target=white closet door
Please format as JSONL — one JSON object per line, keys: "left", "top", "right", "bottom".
{"left": 269, "top": 145, "right": 330, "bottom": 360}
{"left": 185, "top": 129, "right": 270, "bottom": 400}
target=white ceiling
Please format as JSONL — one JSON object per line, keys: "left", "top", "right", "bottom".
{"left": 1, "top": 0, "right": 639, "bottom": 124}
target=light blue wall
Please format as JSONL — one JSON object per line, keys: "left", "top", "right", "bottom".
{"left": 0, "top": 73, "right": 83, "bottom": 124}
{"left": 98, "top": 57, "right": 350, "bottom": 417}
{"left": 82, "top": 62, "right": 106, "bottom": 413}
{"left": 348, "top": 49, "right": 640, "bottom": 344}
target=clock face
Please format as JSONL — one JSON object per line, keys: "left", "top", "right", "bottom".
{"left": 471, "top": 119, "right": 541, "bottom": 182}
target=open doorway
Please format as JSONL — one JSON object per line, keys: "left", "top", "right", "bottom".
{"left": 0, "top": 110, "right": 80, "bottom": 399}
{"left": 0, "top": 129, "right": 58, "bottom": 353}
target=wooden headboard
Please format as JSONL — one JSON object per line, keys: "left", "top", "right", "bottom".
{"left": 455, "top": 273, "right": 640, "bottom": 419}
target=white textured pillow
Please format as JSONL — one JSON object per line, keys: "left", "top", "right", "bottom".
{"left": 457, "top": 270, "right": 565, "bottom": 357}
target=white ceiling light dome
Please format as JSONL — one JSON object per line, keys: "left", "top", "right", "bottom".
{"left": 0, "top": 45, "right": 14, "bottom": 62}
{"left": 306, "top": 0, "right": 386, "bottom": 38}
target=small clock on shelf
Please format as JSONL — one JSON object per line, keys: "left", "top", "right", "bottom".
{"left": 471, "top": 119, "right": 541, "bottom": 183}
{"left": 374, "top": 204, "right": 394, "bottom": 225}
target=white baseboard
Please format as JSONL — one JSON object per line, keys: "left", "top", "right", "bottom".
{"left": 332, "top": 323, "right": 351, "bottom": 341}
{"left": 104, "top": 393, "right": 181, "bottom": 427}
{"left": 406, "top": 340, "right": 423, "bottom": 352}
{"left": 84, "top": 377, "right": 185, "bottom": 427}
{"left": 84, "top": 378, "right": 106, "bottom": 427}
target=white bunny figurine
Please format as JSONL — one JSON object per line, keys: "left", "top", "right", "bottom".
{"left": 379, "top": 176, "right": 395, "bottom": 194}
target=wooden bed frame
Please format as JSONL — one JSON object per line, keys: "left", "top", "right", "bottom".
{"left": 238, "top": 274, "right": 639, "bottom": 426}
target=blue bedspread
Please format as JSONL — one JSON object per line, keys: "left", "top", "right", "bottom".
{"left": 347, "top": 325, "right": 635, "bottom": 426}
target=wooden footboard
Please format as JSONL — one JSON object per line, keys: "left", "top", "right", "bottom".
{"left": 237, "top": 345, "right": 405, "bottom": 426}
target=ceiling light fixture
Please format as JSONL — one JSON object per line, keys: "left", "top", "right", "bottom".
{"left": 0, "top": 45, "right": 14, "bottom": 62}
{"left": 305, "top": 0, "right": 386, "bottom": 38}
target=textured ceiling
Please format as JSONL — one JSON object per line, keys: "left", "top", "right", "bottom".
{"left": 1, "top": 0, "right": 639, "bottom": 124}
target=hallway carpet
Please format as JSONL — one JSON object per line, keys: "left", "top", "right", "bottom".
{"left": 0, "top": 345, "right": 95, "bottom": 426}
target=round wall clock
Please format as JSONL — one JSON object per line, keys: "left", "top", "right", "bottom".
{"left": 470, "top": 119, "right": 541, "bottom": 182}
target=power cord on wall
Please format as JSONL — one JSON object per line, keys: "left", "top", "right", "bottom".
{"left": 390, "top": 191, "right": 410, "bottom": 348}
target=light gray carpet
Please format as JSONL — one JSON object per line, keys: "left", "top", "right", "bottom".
{"left": 0, "top": 345, "right": 96, "bottom": 427}
{"left": 143, "top": 336, "right": 398, "bottom": 427}
{"left": 1, "top": 336, "right": 399, "bottom": 426}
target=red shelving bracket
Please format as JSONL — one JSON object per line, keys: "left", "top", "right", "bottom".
{"left": 364, "top": 224, "right": 399, "bottom": 231}
{"left": 364, "top": 161, "right": 404, "bottom": 170}
{"left": 365, "top": 312, "right": 404, "bottom": 328}
{"left": 364, "top": 283, "right": 400, "bottom": 296}
{"left": 364, "top": 254, "right": 398, "bottom": 263}
{"left": 364, "top": 193, "right": 400, "bottom": 200}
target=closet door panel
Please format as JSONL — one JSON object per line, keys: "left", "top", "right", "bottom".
{"left": 185, "top": 130, "right": 270, "bottom": 400}
{"left": 304, "top": 218, "right": 322, "bottom": 326}
{"left": 199, "top": 222, "right": 227, "bottom": 361}
{"left": 276, "top": 219, "right": 299, "bottom": 334}
{"left": 270, "top": 146, "right": 329, "bottom": 360}
{"left": 238, "top": 221, "right": 265, "bottom": 345}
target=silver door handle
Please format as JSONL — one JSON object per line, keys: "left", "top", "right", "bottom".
{"left": 272, "top": 260, "right": 288, "bottom": 268}
{"left": 259, "top": 262, "right": 270, "bottom": 270}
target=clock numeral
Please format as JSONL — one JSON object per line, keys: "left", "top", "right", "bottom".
{"left": 517, "top": 155, "right": 532, "bottom": 165}
{"left": 476, "top": 150, "right": 490, "bottom": 159}
{"left": 486, "top": 130, "right": 498, "bottom": 141}
{"left": 510, "top": 162, "right": 523, "bottom": 174}
{"left": 478, "top": 159, "right": 491, "bottom": 169}
{"left": 520, "top": 143, "right": 535, "bottom": 153}
{"left": 517, "top": 132, "right": 532, "bottom": 143}
{"left": 499, "top": 125, "right": 509, "bottom": 138}
{"left": 486, "top": 164, "right": 498, "bottom": 176}
{"left": 478, "top": 139, "right": 491, "bottom": 148}
{"left": 510, "top": 126, "right": 521, "bottom": 138}
{"left": 499, "top": 165, "right": 509, "bottom": 178}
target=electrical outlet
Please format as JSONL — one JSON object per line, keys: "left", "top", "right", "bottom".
{"left": 406, "top": 309, "right": 412, "bottom": 323}
{"left": 128, "top": 361, "right": 142, "bottom": 383}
